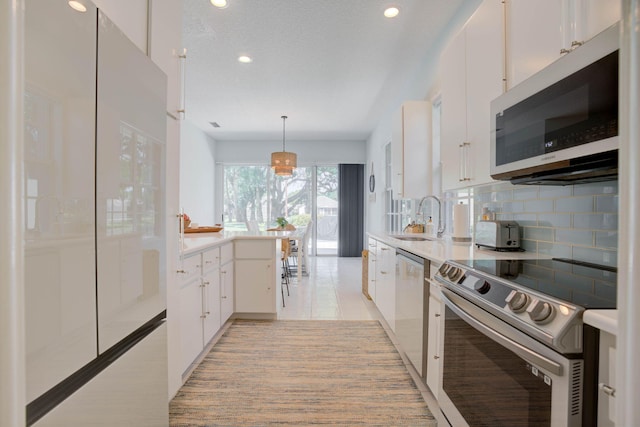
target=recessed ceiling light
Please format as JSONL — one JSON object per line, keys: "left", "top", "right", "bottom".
{"left": 238, "top": 55, "right": 253, "bottom": 63}
{"left": 384, "top": 7, "right": 400, "bottom": 18}
{"left": 68, "top": 1, "right": 87, "bottom": 12}
{"left": 210, "top": 0, "right": 228, "bottom": 8}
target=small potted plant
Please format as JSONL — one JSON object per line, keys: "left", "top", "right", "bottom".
{"left": 275, "top": 217, "right": 288, "bottom": 229}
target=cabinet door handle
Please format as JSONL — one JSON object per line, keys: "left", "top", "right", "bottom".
{"left": 571, "top": 40, "right": 583, "bottom": 49}
{"left": 433, "top": 355, "right": 440, "bottom": 360}
{"left": 205, "top": 260, "right": 213, "bottom": 264}
{"left": 434, "top": 313, "right": 441, "bottom": 317}
{"left": 177, "top": 269, "right": 186, "bottom": 274}
{"left": 599, "top": 383, "right": 616, "bottom": 397}
{"left": 222, "top": 296, "right": 227, "bottom": 299}
{"left": 380, "top": 271, "right": 388, "bottom": 275}
{"left": 381, "top": 247, "right": 389, "bottom": 251}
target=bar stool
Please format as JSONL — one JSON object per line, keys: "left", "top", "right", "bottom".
{"left": 280, "top": 238, "right": 291, "bottom": 306}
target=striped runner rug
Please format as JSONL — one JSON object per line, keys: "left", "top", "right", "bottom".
{"left": 170, "top": 320, "right": 436, "bottom": 426}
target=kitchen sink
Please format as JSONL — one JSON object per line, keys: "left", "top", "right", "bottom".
{"left": 392, "top": 236, "right": 432, "bottom": 241}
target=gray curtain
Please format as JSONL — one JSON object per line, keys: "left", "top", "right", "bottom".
{"left": 338, "top": 164, "right": 364, "bottom": 257}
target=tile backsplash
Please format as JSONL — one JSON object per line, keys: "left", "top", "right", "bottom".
{"left": 445, "top": 181, "right": 619, "bottom": 268}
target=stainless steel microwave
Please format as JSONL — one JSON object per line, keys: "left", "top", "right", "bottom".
{"left": 490, "top": 23, "right": 619, "bottom": 185}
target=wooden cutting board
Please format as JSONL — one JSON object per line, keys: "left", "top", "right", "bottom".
{"left": 184, "top": 226, "right": 224, "bottom": 233}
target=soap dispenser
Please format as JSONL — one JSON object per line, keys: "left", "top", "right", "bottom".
{"left": 425, "top": 216, "right": 434, "bottom": 236}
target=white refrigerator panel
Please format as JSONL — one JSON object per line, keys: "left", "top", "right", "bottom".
{"left": 33, "top": 323, "right": 169, "bottom": 427}
{"left": 24, "top": 0, "right": 98, "bottom": 403}
{"left": 96, "top": 10, "right": 167, "bottom": 353}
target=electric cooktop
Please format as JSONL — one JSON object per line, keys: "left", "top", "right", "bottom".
{"left": 454, "top": 257, "right": 617, "bottom": 310}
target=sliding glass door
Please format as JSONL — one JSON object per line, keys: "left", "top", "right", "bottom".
{"left": 222, "top": 165, "right": 338, "bottom": 256}
{"left": 316, "top": 166, "right": 338, "bottom": 255}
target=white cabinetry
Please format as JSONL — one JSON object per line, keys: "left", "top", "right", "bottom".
{"left": 220, "top": 243, "right": 234, "bottom": 324}
{"left": 178, "top": 245, "right": 227, "bottom": 374}
{"left": 426, "top": 282, "right": 444, "bottom": 397}
{"left": 202, "top": 248, "right": 222, "bottom": 345}
{"left": 597, "top": 331, "right": 617, "bottom": 427}
{"left": 506, "top": 0, "right": 620, "bottom": 88}
{"left": 440, "top": 0, "right": 503, "bottom": 191}
{"left": 367, "top": 238, "right": 378, "bottom": 302}
{"left": 235, "top": 240, "right": 279, "bottom": 315}
{"left": 374, "top": 241, "right": 396, "bottom": 331}
{"left": 149, "top": 0, "right": 183, "bottom": 117}
{"left": 391, "top": 101, "right": 432, "bottom": 199}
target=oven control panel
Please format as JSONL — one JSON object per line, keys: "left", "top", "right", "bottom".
{"left": 435, "top": 260, "right": 584, "bottom": 353}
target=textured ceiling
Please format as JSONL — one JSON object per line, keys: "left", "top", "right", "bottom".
{"left": 182, "top": 0, "right": 467, "bottom": 141}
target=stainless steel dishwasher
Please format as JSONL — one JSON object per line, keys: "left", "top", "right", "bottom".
{"left": 395, "top": 248, "right": 429, "bottom": 377}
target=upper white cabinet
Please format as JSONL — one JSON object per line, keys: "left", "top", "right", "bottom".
{"left": 391, "top": 101, "right": 432, "bottom": 199}
{"left": 440, "top": 0, "right": 503, "bottom": 191}
{"left": 149, "top": 0, "right": 183, "bottom": 117}
{"left": 506, "top": 0, "right": 620, "bottom": 88}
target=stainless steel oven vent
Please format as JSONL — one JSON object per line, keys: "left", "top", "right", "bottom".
{"left": 570, "top": 360, "right": 584, "bottom": 416}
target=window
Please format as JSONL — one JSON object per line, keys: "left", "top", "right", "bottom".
{"left": 222, "top": 165, "right": 338, "bottom": 255}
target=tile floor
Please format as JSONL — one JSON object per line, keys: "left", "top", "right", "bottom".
{"left": 277, "top": 256, "right": 378, "bottom": 320}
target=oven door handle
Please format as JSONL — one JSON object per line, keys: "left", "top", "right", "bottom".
{"left": 441, "top": 288, "right": 563, "bottom": 376}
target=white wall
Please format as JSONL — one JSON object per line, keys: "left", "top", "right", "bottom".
{"left": 215, "top": 139, "right": 366, "bottom": 165}
{"left": 180, "top": 120, "right": 216, "bottom": 225}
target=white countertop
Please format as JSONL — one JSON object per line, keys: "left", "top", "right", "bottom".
{"left": 182, "top": 229, "right": 294, "bottom": 255}
{"left": 367, "top": 232, "right": 546, "bottom": 264}
{"left": 584, "top": 310, "right": 618, "bottom": 336}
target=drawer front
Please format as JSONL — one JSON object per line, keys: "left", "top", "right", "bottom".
{"left": 220, "top": 243, "right": 233, "bottom": 265}
{"left": 235, "top": 240, "right": 274, "bottom": 259}
{"left": 202, "top": 247, "right": 220, "bottom": 272}
{"left": 179, "top": 253, "right": 201, "bottom": 282}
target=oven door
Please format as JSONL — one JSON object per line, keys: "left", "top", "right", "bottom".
{"left": 438, "top": 288, "right": 583, "bottom": 427}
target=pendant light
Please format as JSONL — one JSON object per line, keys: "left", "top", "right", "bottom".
{"left": 271, "top": 115, "right": 297, "bottom": 176}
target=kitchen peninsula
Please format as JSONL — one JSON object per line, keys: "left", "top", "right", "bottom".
{"left": 177, "top": 229, "right": 291, "bottom": 379}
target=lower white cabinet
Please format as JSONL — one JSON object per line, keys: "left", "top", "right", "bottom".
{"left": 177, "top": 245, "right": 228, "bottom": 374}
{"left": 367, "top": 238, "right": 377, "bottom": 302}
{"left": 235, "top": 260, "right": 277, "bottom": 313}
{"left": 597, "top": 331, "right": 617, "bottom": 427}
{"left": 234, "top": 240, "right": 279, "bottom": 314}
{"left": 202, "top": 264, "right": 221, "bottom": 345}
{"left": 220, "top": 265, "right": 234, "bottom": 322}
{"left": 426, "top": 282, "right": 444, "bottom": 397}
{"left": 179, "top": 275, "right": 204, "bottom": 373}
{"left": 375, "top": 241, "right": 396, "bottom": 331}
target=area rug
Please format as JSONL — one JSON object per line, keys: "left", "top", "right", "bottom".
{"left": 170, "top": 320, "right": 436, "bottom": 426}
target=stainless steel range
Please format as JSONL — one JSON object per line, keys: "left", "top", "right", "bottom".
{"left": 434, "top": 257, "right": 616, "bottom": 427}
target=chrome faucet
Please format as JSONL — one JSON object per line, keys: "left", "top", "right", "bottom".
{"left": 417, "top": 195, "right": 445, "bottom": 238}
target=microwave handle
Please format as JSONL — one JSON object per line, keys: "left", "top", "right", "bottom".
{"left": 440, "top": 288, "right": 563, "bottom": 376}
{"left": 459, "top": 142, "right": 471, "bottom": 182}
